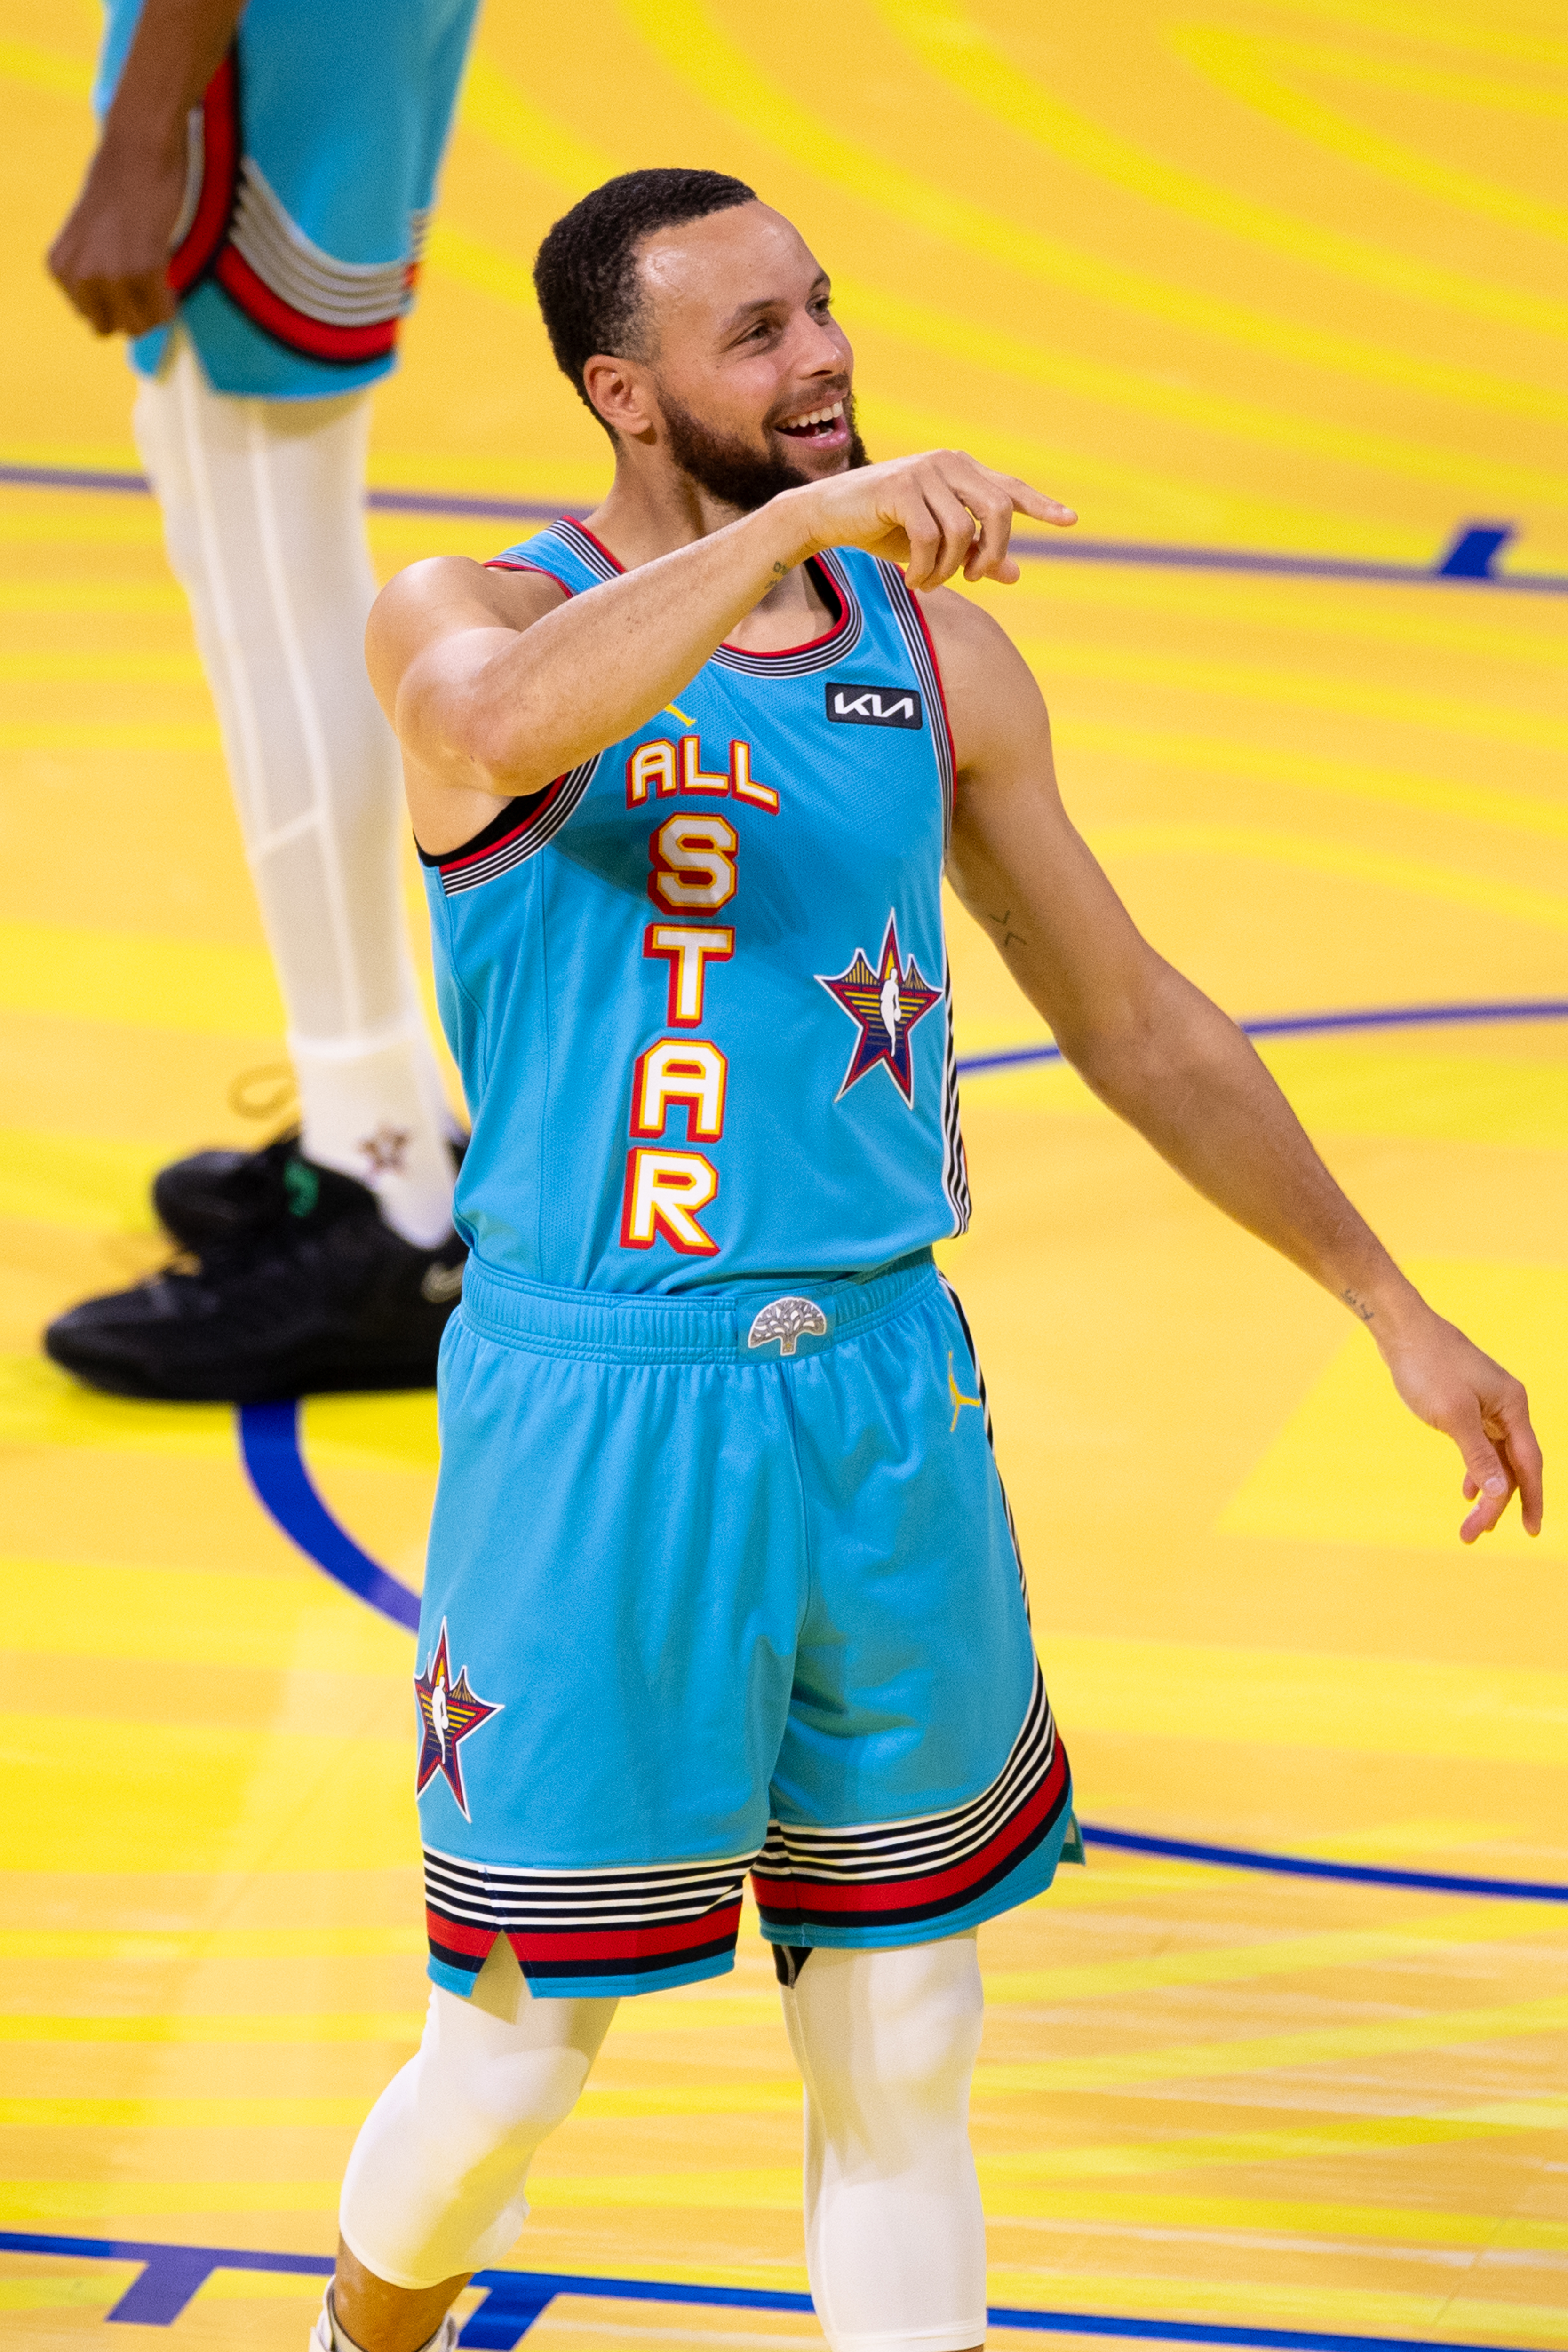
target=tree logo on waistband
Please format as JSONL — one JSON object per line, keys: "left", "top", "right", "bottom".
{"left": 748, "top": 1296, "right": 829, "bottom": 1356}
{"left": 414, "top": 1621, "right": 502, "bottom": 1819}
{"left": 818, "top": 912, "right": 941, "bottom": 1104}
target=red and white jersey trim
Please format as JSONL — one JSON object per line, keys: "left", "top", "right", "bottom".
{"left": 229, "top": 161, "right": 415, "bottom": 329}
{"left": 168, "top": 44, "right": 420, "bottom": 367}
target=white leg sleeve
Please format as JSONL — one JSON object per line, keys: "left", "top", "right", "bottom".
{"left": 132, "top": 334, "right": 457, "bottom": 1247}
{"left": 782, "top": 1938, "right": 988, "bottom": 2352}
{"left": 340, "top": 1939, "right": 617, "bottom": 2290}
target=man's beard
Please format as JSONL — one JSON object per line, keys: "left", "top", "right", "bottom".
{"left": 659, "top": 388, "right": 869, "bottom": 513}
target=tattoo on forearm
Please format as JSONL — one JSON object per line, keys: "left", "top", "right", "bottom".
{"left": 1343, "top": 1289, "right": 1375, "bottom": 1322}
{"left": 985, "top": 904, "right": 1029, "bottom": 952}
{"left": 772, "top": 561, "right": 786, "bottom": 576}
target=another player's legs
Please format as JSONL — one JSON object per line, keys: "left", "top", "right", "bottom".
{"left": 134, "top": 338, "right": 457, "bottom": 1242}
{"left": 46, "top": 336, "right": 465, "bottom": 1400}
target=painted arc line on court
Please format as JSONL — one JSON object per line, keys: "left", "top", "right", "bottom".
{"left": 236, "top": 1249, "right": 1568, "bottom": 1912}
{"left": 1079, "top": 1827, "right": 1568, "bottom": 1906}
{"left": 955, "top": 998, "right": 1568, "bottom": 1076}
{"left": 238, "top": 1398, "right": 419, "bottom": 1631}
{"left": 4, "top": 462, "right": 1568, "bottom": 596}
{"left": 0, "top": 2233, "right": 1553, "bottom": 2352}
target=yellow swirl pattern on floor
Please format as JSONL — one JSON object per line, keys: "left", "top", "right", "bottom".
{"left": 0, "top": 0, "right": 1564, "bottom": 2343}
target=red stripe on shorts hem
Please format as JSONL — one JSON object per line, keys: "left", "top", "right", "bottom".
{"left": 503, "top": 1902, "right": 742, "bottom": 1964}
{"left": 426, "top": 1911, "right": 497, "bottom": 1959}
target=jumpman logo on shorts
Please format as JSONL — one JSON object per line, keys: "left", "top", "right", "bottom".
{"left": 947, "top": 1351, "right": 983, "bottom": 1432}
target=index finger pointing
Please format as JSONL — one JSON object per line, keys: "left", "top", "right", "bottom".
{"left": 1004, "top": 478, "right": 1077, "bottom": 529}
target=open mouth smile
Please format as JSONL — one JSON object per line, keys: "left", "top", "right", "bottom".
{"left": 775, "top": 399, "right": 846, "bottom": 442}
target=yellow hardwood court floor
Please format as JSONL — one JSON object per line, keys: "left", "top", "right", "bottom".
{"left": 1, "top": 4, "right": 1565, "bottom": 2347}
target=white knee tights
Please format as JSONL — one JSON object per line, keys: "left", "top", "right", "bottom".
{"left": 783, "top": 1939, "right": 987, "bottom": 2352}
{"left": 133, "top": 335, "right": 457, "bottom": 1245}
{"left": 340, "top": 1938, "right": 616, "bottom": 2288}
{"left": 338, "top": 1934, "right": 986, "bottom": 2352}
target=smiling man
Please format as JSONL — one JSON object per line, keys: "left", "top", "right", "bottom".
{"left": 318, "top": 169, "right": 1542, "bottom": 2352}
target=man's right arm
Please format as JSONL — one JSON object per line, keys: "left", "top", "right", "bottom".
{"left": 369, "top": 449, "right": 1075, "bottom": 854}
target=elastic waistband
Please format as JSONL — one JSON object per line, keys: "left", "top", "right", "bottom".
{"left": 458, "top": 1251, "right": 939, "bottom": 1366}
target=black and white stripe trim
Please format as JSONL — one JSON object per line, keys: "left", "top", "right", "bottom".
{"left": 937, "top": 1271, "right": 1028, "bottom": 1610}
{"left": 758, "top": 1666, "right": 1054, "bottom": 1885}
{"left": 424, "top": 1843, "right": 754, "bottom": 1929}
{"left": 710, "top": 549, "right": 863, "bottom": 677}
{"left": 878, "top": 558, "right": 955, "bottom": 848}
{"left": 437, "top": 757, "right": 599, "bottom": 895}
{"left": 549, "top": 518, "right": 619, "bottom": 583}
{"left": 229, "top": 159, "right": 414, "bottom": 327}
{"left": 939, "top": 956, "right": 971, "bottom": 1235}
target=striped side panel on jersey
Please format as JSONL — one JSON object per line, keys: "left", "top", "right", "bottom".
{"left": 939, "top": 960, "right": 971, "bottom": 1234}
{"left": 428, "top": 756, "right": 601, "bottom": 896}
{"left": 876, "top": 557, "right": 955, "bottom": 847}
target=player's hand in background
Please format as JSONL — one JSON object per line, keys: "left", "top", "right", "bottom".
{"left": 48, "top": 137, "right": 187, "bottom": 337}
{"left": 46, "top": 0, "right": 245, "bottom": 338}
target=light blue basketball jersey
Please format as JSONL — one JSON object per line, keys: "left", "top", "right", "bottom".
{"left": 420, "top": 523, "right": 971, "bottom": 1292}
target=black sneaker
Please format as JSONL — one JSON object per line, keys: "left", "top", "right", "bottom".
{"left": 153, "top": 1127, "right": 467, "bottom": 1251}
{"left": 44, "top": 1159, "right": 466, "bottom": 1403}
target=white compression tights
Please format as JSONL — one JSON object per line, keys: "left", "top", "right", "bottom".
{"left": 339, "top": 1935, "right": 987, "bottom": 2352}
{"left": 133, "top": 335, "right": 456, "bottom": 1246}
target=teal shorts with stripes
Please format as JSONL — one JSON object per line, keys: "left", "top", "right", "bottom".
{"left": 414, "top": 1248, "right": 1074, "bottom": 2000}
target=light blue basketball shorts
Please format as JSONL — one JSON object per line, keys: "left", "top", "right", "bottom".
{"left": 414, "top": 1249, "right": 1074, "bottom": 2000}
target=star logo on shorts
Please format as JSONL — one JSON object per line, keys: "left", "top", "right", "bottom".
{"left": 818, "top": 913, "right": 941, "bottom": 1104}
{"left": 414, "top": 1621, "right": 502, "bottom": 1820}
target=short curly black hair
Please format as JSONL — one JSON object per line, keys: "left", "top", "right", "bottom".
{"left": 533, "top": 169, "right": 757, "bottom": 434}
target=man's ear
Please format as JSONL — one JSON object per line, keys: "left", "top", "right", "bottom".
{"left": 582, "top": 354, "right": 657, "bottom": 443}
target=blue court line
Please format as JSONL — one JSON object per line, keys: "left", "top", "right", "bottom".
{"left": 4, "top": 461, "right": 1567, "bottom": 595}
{"left": 1078, "top": 1827, "right": 1568, "bottom": 1905}
{"left": 0, "top": 2232, "right": 1553, "bottom": 2351}
{"left": 955, "top": 997, "right": 1568, "bottom": 1076}
{"left": 238, "top": 1398, "right": 419, "bottom": 1631}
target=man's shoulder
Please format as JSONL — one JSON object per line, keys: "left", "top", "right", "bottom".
{"left": 910, "top": 585, "right": 1047, "bottom": 775}
{"left": 364, "top": 556, "right": 566, "bottom": 722}
{"left": 913, "top": 581, "right": 1023, "bottom": 672}
{"left": 372, "top": 555, "right": 566, "bottom": 643}
{"left": 912, "top": 588, "right": 1034, "bottom": 696}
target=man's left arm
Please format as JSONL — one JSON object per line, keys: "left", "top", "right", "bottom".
{"left": 929, "top": 590, "right": 1543, "bottom": 1546}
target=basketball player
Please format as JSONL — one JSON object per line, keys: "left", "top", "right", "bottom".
{"left": 42, "top": 0, "right": 479, "bottom": 1401}
{"left": 318, "top": 174, "right": 1542, "bottom": 2352}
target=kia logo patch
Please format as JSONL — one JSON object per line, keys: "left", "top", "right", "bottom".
{"left": 825, "top": 681, "right": 923, "bottom": 730}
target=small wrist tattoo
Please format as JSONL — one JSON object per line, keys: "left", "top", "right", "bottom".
{"left": 772, "top": 560, "right": 786, "bottom": 576}
{"left": 1342, "top": 1289, "right": 1375, "bottom": 1322}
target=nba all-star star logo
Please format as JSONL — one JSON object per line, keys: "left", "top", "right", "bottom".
{"left": 414, "top": 1621, "right": 501, "bottom": 1819}
{"left": 818, "top": 912, "right": 941, "bottom": 1104}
